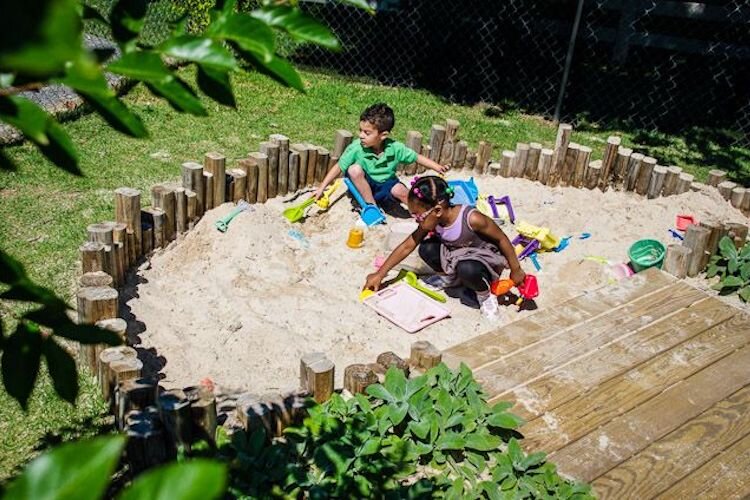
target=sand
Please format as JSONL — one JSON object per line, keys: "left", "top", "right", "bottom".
{"left": 123, "top": 174, "right": 749, "bottom": 394}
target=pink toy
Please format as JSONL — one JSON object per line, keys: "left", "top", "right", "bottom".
{"left": 373, "top": 255, "right": 386, "bottom": 269}
{"left": 676, "top": 214, "right": 696, "bottom": 231}
{"left": 363, "top": 283, "right": 450, "bottom": 333}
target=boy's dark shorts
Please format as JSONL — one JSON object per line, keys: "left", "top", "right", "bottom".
{"left": 360, "top": 173, "right": 403, "bottom": 204}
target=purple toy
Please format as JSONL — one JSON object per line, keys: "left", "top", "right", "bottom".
{"left": 487, "top": 195, "right": 516, "bottom": 224}
{"left": 512, "top": 235, "right": 540, "bottom": 261}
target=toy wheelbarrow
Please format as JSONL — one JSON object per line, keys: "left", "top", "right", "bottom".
{"left": 343, "top": 177, "right": 385, "bottom": 227}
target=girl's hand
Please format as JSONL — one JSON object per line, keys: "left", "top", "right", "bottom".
{"left": 363, "top": 272, "right": 384, "bottom": 291}
{"left": 510, "top": 267, "right": 527, "bottom": 286}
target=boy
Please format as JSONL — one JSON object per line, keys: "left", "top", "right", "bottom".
{"left": 313, "top": 103, "right": 448, "bottom": 207}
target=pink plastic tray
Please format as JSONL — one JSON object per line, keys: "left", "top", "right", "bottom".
{"left": 363, "top": 283, "right": 450, "bottom": 333}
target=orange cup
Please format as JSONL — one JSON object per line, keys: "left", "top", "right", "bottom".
{"left": 346, "top": 228, "right": 364, "bottom": 248}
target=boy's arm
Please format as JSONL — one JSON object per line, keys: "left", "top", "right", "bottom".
{"left": 469, "top": 211, "right": 526, "bottom": 285}
{"left": 416, "top": 154, "right": 449, "bottom": 174}
{"left": 313, "top": 162, "right": 343, "bottom": 199}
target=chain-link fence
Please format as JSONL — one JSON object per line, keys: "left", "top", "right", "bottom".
{"left": 292, "top": 0, "right": 750, "bottom": 147}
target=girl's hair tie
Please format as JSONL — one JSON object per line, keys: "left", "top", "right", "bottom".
{"left": 444, "top": 186, "right": 455, "bottom": 198}
{"left": 412, "top": 187, "right": 424, "bottom": 199}
{"left": 410, "top": 176, "right": 421, "bottom": 186}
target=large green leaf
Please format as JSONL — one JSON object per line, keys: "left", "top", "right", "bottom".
{"left": 384, "top": 366, "right": 406, "bottom": 401}
{"left": 110, "top": 0, "right": 148, "bottom": 44}
{"left": 2, "top": 279, "right": 69, "bottom": 312}
{"left": 507, "top": 438, "right": 525, "bottom": 470}
{"left": 719, "top": 236, "right": 738, "bottom": 261}
{"left": 387, "top": 401, "right": 409, "bottom": 426}
{"left": 0, "top": 0, "right": 82, "bottom": 77}
{"left": 161, "top": 36, "right": 238, "bottom": 70}
{"left": 42, "top": 337, "right": 79, "bottom": 404}
{"left": 435, "top": 432, "right": 465, "bottom": 450}
{"left": 24, "top": 309, "right": 122, "bottom": 346}
{"left": 488, "top": 411, "right": 525, "bottom": 429}
{"left": 739, "top": 285, "right": 750, "bottom": 303}
{"left": 147, "top": 78, "right": 207, "bottom": 116}
{"left": 720, "top": 275, "right": 745, "bottom": 289}
{"left": 197, "top": 65, "right": 236, "bottom": 108}
{"left": 336, "top": 0, "right": 376, "bottom": 15}
{"left": 366, "top": 383, "right": 395, "bottom": 403}
{"left": 59, "top": 57, "right": 148, "bottom": 138}
{"left": 1, "top": 322, "right": 43, "bottom": 410}
{"left": 464, "top": 432, "right": 502, "bottom": 451}
{"left": 251, "top": 6, "right": 340, "bottom": 51}
{"left": 209, "top": 12, "right": 275, "bottom": 63}
{"left": 107, "top": 50, "right": 172, "bottom": 81}
{"left": 119, "top": 460, "right": 227, "bottom": 500}
{"left": 3, "top": 435, "right": 126, "bottom": 500}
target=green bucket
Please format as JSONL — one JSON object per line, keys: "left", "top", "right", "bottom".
{"left": 628, "top": 239, "right": 666, "bottom": 273}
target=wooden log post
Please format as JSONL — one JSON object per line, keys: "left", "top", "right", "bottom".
{"left": 203, "top": 172, "right": 214, "bottom": 211}
{"left": 87, "top": 223, "right": 117, "bottom": 285}
{"left": 158, "top": 389, "right": 193, "bottom": 452}
{"left": 87, "top": 222, "right": 114, "bottom": 246}
{"left": 717, "top": 181, "right": 737, "bottom": 201}
{"left": 661, "top": 166, "right": 682, "bottom": 196}
{"left": 647, "top": 165, "right": 668, "bottom": 199}
{"left": 269, "top": 134, "right": 290, "bottom": 196}
{"left": 537, "top": 148, "right": 553, "bottom": 185}
{"left": 236, "top": 393, "right": 276, "bottom": 439}
{"left": 731, "top": 187, "right": 747, "bottom": 210}
{"left": 376, "top": 351, "right": 410, "bottom": 377}
{"left": 332, "top": 129, "right": 353, "bottom": 159}
{"left": 315, "top": 147, "right": 329, "bottom": 185}
{"left": 474, "top": 141, "right": 492, "bottom": 176}
{"left": 112, "top": 222, "right": 130, "bottom": 271}
{"left": 598, "top": 136, "right": 621, "bottom": 189}
{"left": 683, "top": 224, "right": 711, "bottom": 277}
{"left": 675, "top": 173, "right": 694, "bottom": 194}
{"left": 584, "top": 160, "right": 602, "bottom": 190}
{"left": 691, "top": 182, "right": 706, "bottom": 192}
{"left": 288, "top": 152, "right": 300, "bottom": 195}
{"left": 700, "top": 220, "right": 727, "bottom": 268}
{"left": 512, "top": 142, "right": 529, "bottom": 178}
{"left": 116, "top": 378, "right": 157, "bottom": 431}
{"left": 624, "top": 152, "right": 644, "bottom": 192}
{"left": 409, "top": 341, "right": 442, "bottom": 371}
{"left": 725, "top": 222, "right": 749, "bottom": 249}
{"left": 663, "top": 245, "right": 692, "bottom": 279}
{"left": 238, "top": 158, "right": 258, "bottom": 203}
{"left": 181, "top": 162, "right": 204, "bottom": 217}
{"left": 76, "top": 286, "right": 119, "bottom": 373}
{"left": 452, "top": 140, "right": 468, "bottom": 171}
{"left": 439, "top": 119, "right": 460, "bottom": 166}
{"left": 707, "top": 169, "right": 727, "bottom": 187}
{"left": 549, "top": 123, "right": 572, "bottom": 186}
{"left": 419, "top": 145, "right": 431, "bottom": 172}
{"left": 98, "top": 346, "right": 137, "bottom": 403}
{"left": 500, "top": 151, "right": 515, "bottom": 177}
{"left": 184, "top": 385, "right": 217, "bottom": 446}
{"left": 185, "top": 191, "right": 197, "bottom": 229}
{"left": 742, "top": 189, "right": 750, "bottom": 213}
{"left": 79, "top": 271, "right": 114, "bottom": 288}
{"left": 464, "top": 151, "right": 477, "bottom": 171}
{"left": 635, "top": 156, "right": 657, "bottom": 196}
{"left": 115, "top": 187, "right": 142, "bottom": 258}
{"left": 259, "top": 142, "right": 279, "bottom": 198}
{"left": 229, "top": 169, "right": 247, "bottom": 203}
{"left": 151, "top": 185, "right": 176, "bottom": 243}
{"left": 612, "top": 147, "right": 633, "bottom": 188}
{"left": 560, "top": 143, "right": 580, "bottom": 187}
{"left": 174, "top": 187, "right": 187, "bottom": 234}
{"left": 290, "top": 144, "right": 309, "bottom": 189}
{"left": 141, "top": 208, "right": 166, "bottom": 249}
{"left": 428, "top": 124, "right": 446, "bottom": 165}
{"left": 525, "top": 142, "right": 542, "bottom": 181}
{"left": 299, "top": 353, "right": 334, "bottom": 403}
{"left": 305, "top": 145, "right": 318, "bottom": 187}
{"left": 488, "top": 162, "right": 502, "bottom": 176}
{"left": 204, "top": 152, "right": 226, "bottom": 206}
{"left": 249, "top": 152, "right": 268, "bottom": 203}
{"left": 80, "top": 241, "right": 106, "bottom": 275}
{"left": 404, "top": 131, "right": 422, "bottom": 175}
{"left": 141, "top": 227, "right": 153, "bottom": 255}
{"left": 96, "top": 317, "right": 127, "bottom": 344}
{"left": 573, "top": 145, "right": 592, "bottom": 188}
{"left": 125, "top": 412, "right": 168, "bottom": 474}
{"left": 344, "top": 364, "right": 378, "bottom": 395}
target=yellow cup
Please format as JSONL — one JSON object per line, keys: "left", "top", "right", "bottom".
{"left": 346, "top": 228, "right": 364, "bottom": 248}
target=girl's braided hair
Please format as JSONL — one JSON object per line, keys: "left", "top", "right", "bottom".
{"left": 408, "top": 176, "right": 455, "bottom": 206}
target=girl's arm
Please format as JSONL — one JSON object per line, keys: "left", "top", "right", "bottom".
{"left": 415, "top": 154, "right": 449, "bottom": 174}
{"left": 469, "top": 211, "right": 527, "bottom": 285}
{"left": 364, "top": 227, "right": 430, "bottom": 291}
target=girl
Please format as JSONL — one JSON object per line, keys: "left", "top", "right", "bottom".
{"left": 363, "top": 176, "right": 526, "bottom": 318}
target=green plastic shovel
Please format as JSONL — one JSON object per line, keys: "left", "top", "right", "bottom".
{"left": 283, "top": 197, "right": 316, "bottom": 223}
{"left": 394, "top": 269, "right": 447, "bottom": 303}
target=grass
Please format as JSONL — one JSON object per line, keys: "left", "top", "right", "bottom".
{"left": 1, "top": 66, "right": 748, "bottom": 482}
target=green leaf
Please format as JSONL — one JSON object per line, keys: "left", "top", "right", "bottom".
{"left": 251, "top": 6, "right": 340, "bottom": 51}
{"left": 197, "top": 65, "right": 236, "bottom": 108}
{"left": 59, "top": 57, "right": 147, "bottom": 138}
{"left": 720, "top": 275, "right": 744, "bottom": 289}
{"left": 479, "top": 480, "right": 501, "bottom": 500}
{"left": 521, "top": 452, "right": 547, "bottom": 470}
{"left": 728, "top": 257, "right": 740, "bottom": 274}
{"left": 1, "top": 322, "right": 44, "bottom": 409}
{"left": 507, "top": 438, "right": 525, "bottom": 470}
{"left": 209, "top": 12, "right": 275, "bottom": 63}
{"left": 741, "top": 262, "right": 750, "bottom": 282}
{"left": 357, "top": 437, "right": 380, "bottom": 456}
{"left": 388, "top": 401, "right": 409, "bottom": 426}
{"left": 24, "top": 309, "right": 122, "bottom": 346}
{"left": 335, "top": 0, "right": 376, "bottom": 15}
{"left": 246, "top": 53, "right": 305, "bottom": 92}
{"left": 110, "top": 0, "right": 148, "bottom": 44}
{"left": 161, "top": 36, "right": 238, "bottom": 70}
{"left": 146, "top": 78, "right": 207, "bottom": 116}
{"left": 81, "top": 4, "right": 107, "bottom": 24}
{"left": 1, "top": 280, "right": 69, "bottom": 312}
{"left": 42, "top": 337, "right": 78, "bottom": 404}
{"left": 464, "top": 432, "right": 502, "bottom": 451}
{"left": 384, "top": 366, "right": 407, "bottom": 400}
{"left": 119, "top": 460, "right": 227, "bottom": 500}
{"left": 719, "top": 236, "right": 738, "bottom": 261}
{"left": 4, "top": 435, "right": 125, "bottom": 500}
{"left": 739, "top": 286, "right": 750, "bottom": 303}
{"left": 0, "top": 73, "right": 15, "bottom": 87}
{"left": 706, "top": 263, "right": 721, "bottom": 278}
{"left": 0, "top": 248, "right": 27, "bottom": 284}
{"left": 405, "top": 374, "right": 428, "bottom": 399}
{"left": 366, "top": 383, "right": 395, "bottom": 403}
{"left": 436, "top": 432, "right": 465, "bottom": 450}
{"left": 407, "top": 418, "right": 430, "bottom": 440}
{"left": 488, "top": 411, "right": 525, "bottom": 429}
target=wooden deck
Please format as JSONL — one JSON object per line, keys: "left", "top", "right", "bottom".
{"left": 443, "top": 268, "right": 750, "bottom": 499}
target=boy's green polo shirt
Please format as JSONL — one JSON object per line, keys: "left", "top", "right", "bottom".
{"left": 338, "top": 138, "right": 418, "bottom": 183}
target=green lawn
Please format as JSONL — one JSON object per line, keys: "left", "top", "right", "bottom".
{"left": 1, "top": 66, "right": 748, "bottom": 483}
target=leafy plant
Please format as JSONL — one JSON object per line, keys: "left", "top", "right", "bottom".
{"left": 218, "top": 364, "right": 594, "bottom": 499}
{"left": 1, "top": 435, "right": 227, "bottom": 500}
{"left": 706, "top": 236, "right": 750, "bottom": 302}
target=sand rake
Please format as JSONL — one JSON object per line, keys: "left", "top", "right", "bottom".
{"left": 215, "top": 200, "right": 253, "bottom": 232}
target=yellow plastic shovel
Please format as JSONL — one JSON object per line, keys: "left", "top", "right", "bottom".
{"left": 316, "top": 178, "right": 342, "bottom": 210}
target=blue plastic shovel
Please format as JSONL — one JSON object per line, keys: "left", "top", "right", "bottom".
{"left": 343, "top": 178, "right": 386, "bottom": 226}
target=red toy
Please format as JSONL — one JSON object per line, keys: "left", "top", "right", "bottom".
{"left": 490, "top": 274, "right": 539, "bottom": 306}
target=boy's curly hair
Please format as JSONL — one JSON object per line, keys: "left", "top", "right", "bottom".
{"left": 360, "top": 103, "right": 395, "bottom": 132}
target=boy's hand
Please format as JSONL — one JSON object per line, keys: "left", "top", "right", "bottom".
{"left": 312, "top": 187, "right": 324, "bottom": 200}
{"left": 433, "top": 164, "right": 450, "bottom": 174}
{"left": 363, "top": 272, "right": 384, "bottom": 292}
{"left": 510, "top": 267, "right": 527, "bottom": 286}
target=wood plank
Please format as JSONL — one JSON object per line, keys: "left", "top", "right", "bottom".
{"left": 521, "top": 311, "right": 750, "bottom": 455}
{"left": 503, "top": 297, "right": 737, "bottom": 419}
{"left": 443, "top": 268, "right": 675, "bottom": 369}
{"left": 655, "top": 429, "right": 750, "bottom": 500}
{"left": 592, "top": 385, "right": 750, "bottom": 499}
{"left": 552, "top": 332, "right": 750, "bottom": 483}
{"left": 473, "top": 281, "right": 705, "bottom": 400}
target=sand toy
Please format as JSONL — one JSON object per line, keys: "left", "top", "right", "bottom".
{"left": 215, "top": 200, "right": 253, "bottom": 232}
{"left": 343, "top": 177, "right": 386, "bottom": 226}
{"left": 393, "top": 269, "right": 447, "bottom": 303}
{"left": 282, "top": 197, "right": 316, "bottom": 223}
{"left": 490, "top": 274, "right": 539, "bottom": 306}
{"left": 363, "top": 283, "right": 450, "bottom": 333}
{"left": 316, "top": 178, "right": 342, "bottom": 210}
{"left": 447, "top": 178, "right": 479, "bottom": 206}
